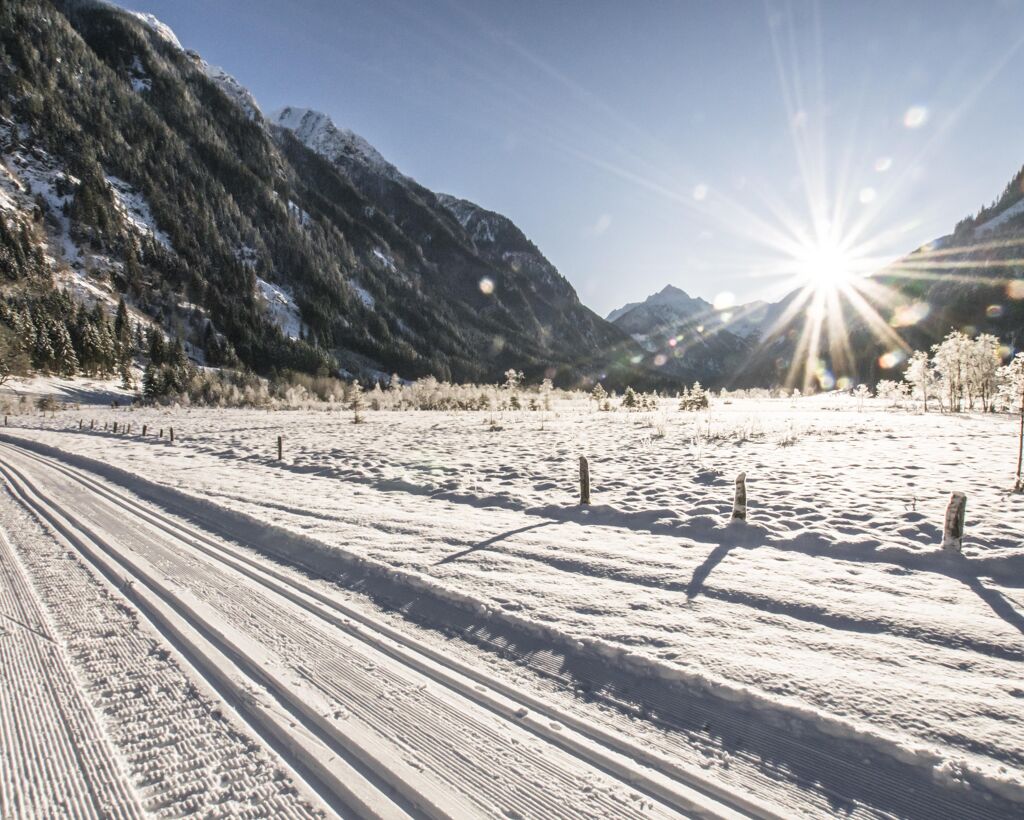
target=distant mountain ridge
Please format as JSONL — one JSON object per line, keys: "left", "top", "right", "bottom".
{"left": 613, "top": 164, "right": 1024, "bottom": 387}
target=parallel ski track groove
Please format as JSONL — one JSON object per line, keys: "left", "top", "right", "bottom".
{"left": 9, "top": 442, "right": 782, "bottom": 818}
{"left": 0, "top": 526, "right": 143, "bottom": 820}
{"left": 0, "top": 454, "right": 406, "bottom": 820}
{"left": 0, "top": 444, "right": 764, "bottom": 819}
{"left": 7, "top": 440, "right": 787, "bottom": 820}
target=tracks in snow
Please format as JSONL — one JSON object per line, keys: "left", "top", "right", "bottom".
{"left": 0, "top": 442, "right": 775, "bottom": 820}
{"left": 0, "top": 524, "right": 142, "bottom": 819}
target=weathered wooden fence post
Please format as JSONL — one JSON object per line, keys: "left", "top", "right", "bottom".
{"left": 942, "top": 492, "right": 966, "bottom": 551}
{"left": 79, "top": 419, "right": 83, "bottom": 430}
{"left": 90, "top": 420, "right": 94, "bottom": 430}
{"left": 142, "top": 424, "right": 147, "bottom": 437}
{"left": 169, "top": 427, "right": 174, "bottom": 443}
{"left": 731, "top": 472, "right": 747, "bottom": 521}
{"left": 159, "top": 428, "right": 163, "bottom": 439}
{"left": 277, "top": 435, "right": 283, "bottom": 461}
{"left": 579, "top": 456, "right": 591, "bottom": 505}
{"left": 127, "top": 423, "right": 131, "bottom": 435}
{"left": 113, "top": 421, "right": 118, "bottom": 434}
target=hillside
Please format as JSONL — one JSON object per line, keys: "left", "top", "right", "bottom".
{"left": 0, "top": 0, "right": 674, "bottom": 390}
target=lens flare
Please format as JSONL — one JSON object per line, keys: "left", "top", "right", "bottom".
{"left": 713, "top": 291, "right": 736, "bottom": 310}
{"left": 903, "top": 106, "right": 928, "bottom": 128}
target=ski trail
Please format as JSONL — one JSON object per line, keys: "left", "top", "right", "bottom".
{"left": 0, "top": 525, "right": 142, "bottom": 819}
{"left": 0, "top": 441, "right": 765, "bottom": 819}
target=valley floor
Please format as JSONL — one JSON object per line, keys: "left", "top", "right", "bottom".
{"left": 0, "top": 395, "right": 1022, "bottom": 818}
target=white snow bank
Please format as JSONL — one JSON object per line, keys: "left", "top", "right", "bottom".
{"left": 106, "top": 175, "right": 171, "bottom": 248}
{"left": 255, "top": 277, "right": 302, "bottom": 340}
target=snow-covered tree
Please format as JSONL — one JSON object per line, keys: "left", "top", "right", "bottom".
{"left": 349, "top": 380, "right": 365, "bottom": 423}
{"left": 903, "top": 349, "right": 933, "bottom": 411}
{"left": 967, "top": 333, "right": 1001, "bottom": 411}
{"left": 502, "top": 369, "right": 523, "bottom": 391}
{"left": 876, "top": 379, "right": 908, "bottom": 408}
{"left": 853, "top": 383, "right": 871, "bottom": 411}
{"left": 931, "top": 331, "right": 973, "bottom": 412}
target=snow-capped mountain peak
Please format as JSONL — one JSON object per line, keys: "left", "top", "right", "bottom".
{"left": 127, "top": 10, "right": 182, "bottom": 50}
{"left": 271, "top": 106, "right": 403, "bottom": 181}
{"left": 606, "top": 284, "right": 711, "bottom": 323}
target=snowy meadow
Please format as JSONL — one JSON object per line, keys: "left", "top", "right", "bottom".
{"left": 5, "top": 390, "right": 1024, "bottom": 810}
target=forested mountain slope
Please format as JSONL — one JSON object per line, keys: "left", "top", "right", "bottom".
{"left": 0, "top": 0, "right": 672, "bottom": 389}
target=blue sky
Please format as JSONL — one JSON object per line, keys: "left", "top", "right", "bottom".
{"left": 120, "top": 0, "right": 1024, "bottom": 315}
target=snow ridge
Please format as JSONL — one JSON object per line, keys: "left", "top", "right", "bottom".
{"left": 197, "top": 61, "right": 261, "bottom": 121}
{"left": 127, "top": 11, "right": 183, "bottom": 50}
{"left": 272, "top": 107, "right": 403, "bottom": 182}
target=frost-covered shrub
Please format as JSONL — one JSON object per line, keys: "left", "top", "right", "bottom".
{"left": 678, "top": 382, "right": 709, "bottom": 411}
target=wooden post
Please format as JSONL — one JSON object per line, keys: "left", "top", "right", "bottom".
{"left": 169, "top": 427, "right": 174, "bottom": 443}
{"left": 942, "top": 492, "right": 966, "bottom": 551}
{"left": 579, "top": 456, "right": 591, "bottom": 505}
{"left": 90, "top": 420, "right": 95, "bottom": 430}
{"left": 127, "top": 423, "right": 131, "bottom": 435}
{"left": 1016, "top": 384, "right": 1024, "bottom": 491}
{"left": 113, "top": 422, "right": 118, "bottom": 434}
{"left": 731, "top": 472, "right": 747, "bottom": 521}
{"left": 159, "top": 428, "right": 163, "bottom": 439}
{"left": 142, "top": 424, "right": 147, "bottom": 437}
{"left": 277, "top": 435, "right": 283, "bottom": 461}
{"left": 79, "top": 419, "right": 82, "bottom": 430}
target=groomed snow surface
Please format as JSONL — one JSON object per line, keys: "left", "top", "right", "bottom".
{"left": 1, "top": 395, "right": 1022, "bottom": 818}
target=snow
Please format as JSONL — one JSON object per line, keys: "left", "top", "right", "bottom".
{"left": 127, "top": 54, "right": 150, "bottom": 93}
{"left": 437, "top": 194, "right": 497, "bottom": 243}
{"left": 975, "top": 196, "right": 1024, "bottom": 235}
{"left": 199, "top": 61, "right": 261, "bottom": 120}
{"left": 351, "top": 282, "right": 375, "bottom": 309}
{"left": 2, "top": 374, "right": 138, "bottom": 406}
{"left": 0, "top": 463, "right": 325, "bottom": 817}
{"left": 105, "top": 175, "right": 171, "bottom": 248}
{"left": 287, "top": 199, "right": 311, "bottom": 227}
{"left": 255, "top": 276, "right": 302, "bottom": 340}
{"left": 372, "top": 247, "right": 396, "bottom": 271}
{"left": 0, "top": 127, "right": 84, "bottom": 272}
{"left": 128, "top": 10, "right": 183, "bottom": 50}
{"left": 2, "top": 395, "right": 1022, "bottom": 814}
{"left": 272, "top": 106, "right": 405, "bottom": 182}
{"left": 0, "top": 439, "right": 713, "bottom": 818}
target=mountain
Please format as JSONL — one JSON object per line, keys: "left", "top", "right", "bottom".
{"left": 615, "top": 160, "right": 1024, "bottom": 389}
{"left": 603, "top": 286, "right": 757, "bottom": 384}
{"left": 607, "top": 285, "right": 711, "bottom": 325}
{"left": 0, "top": 0, "right": 678, "bottom": 391}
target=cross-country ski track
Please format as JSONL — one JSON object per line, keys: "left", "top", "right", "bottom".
{"left": 0, "top": 440, "right": 774, "bottom": 819}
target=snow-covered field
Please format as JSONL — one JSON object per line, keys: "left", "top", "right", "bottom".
{"left": 1, "top": 394, "right": 1022, "bottom": 817}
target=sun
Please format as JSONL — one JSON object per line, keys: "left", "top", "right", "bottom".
{"left": 794, "top": 237, "right": 855, "bottom": 290}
